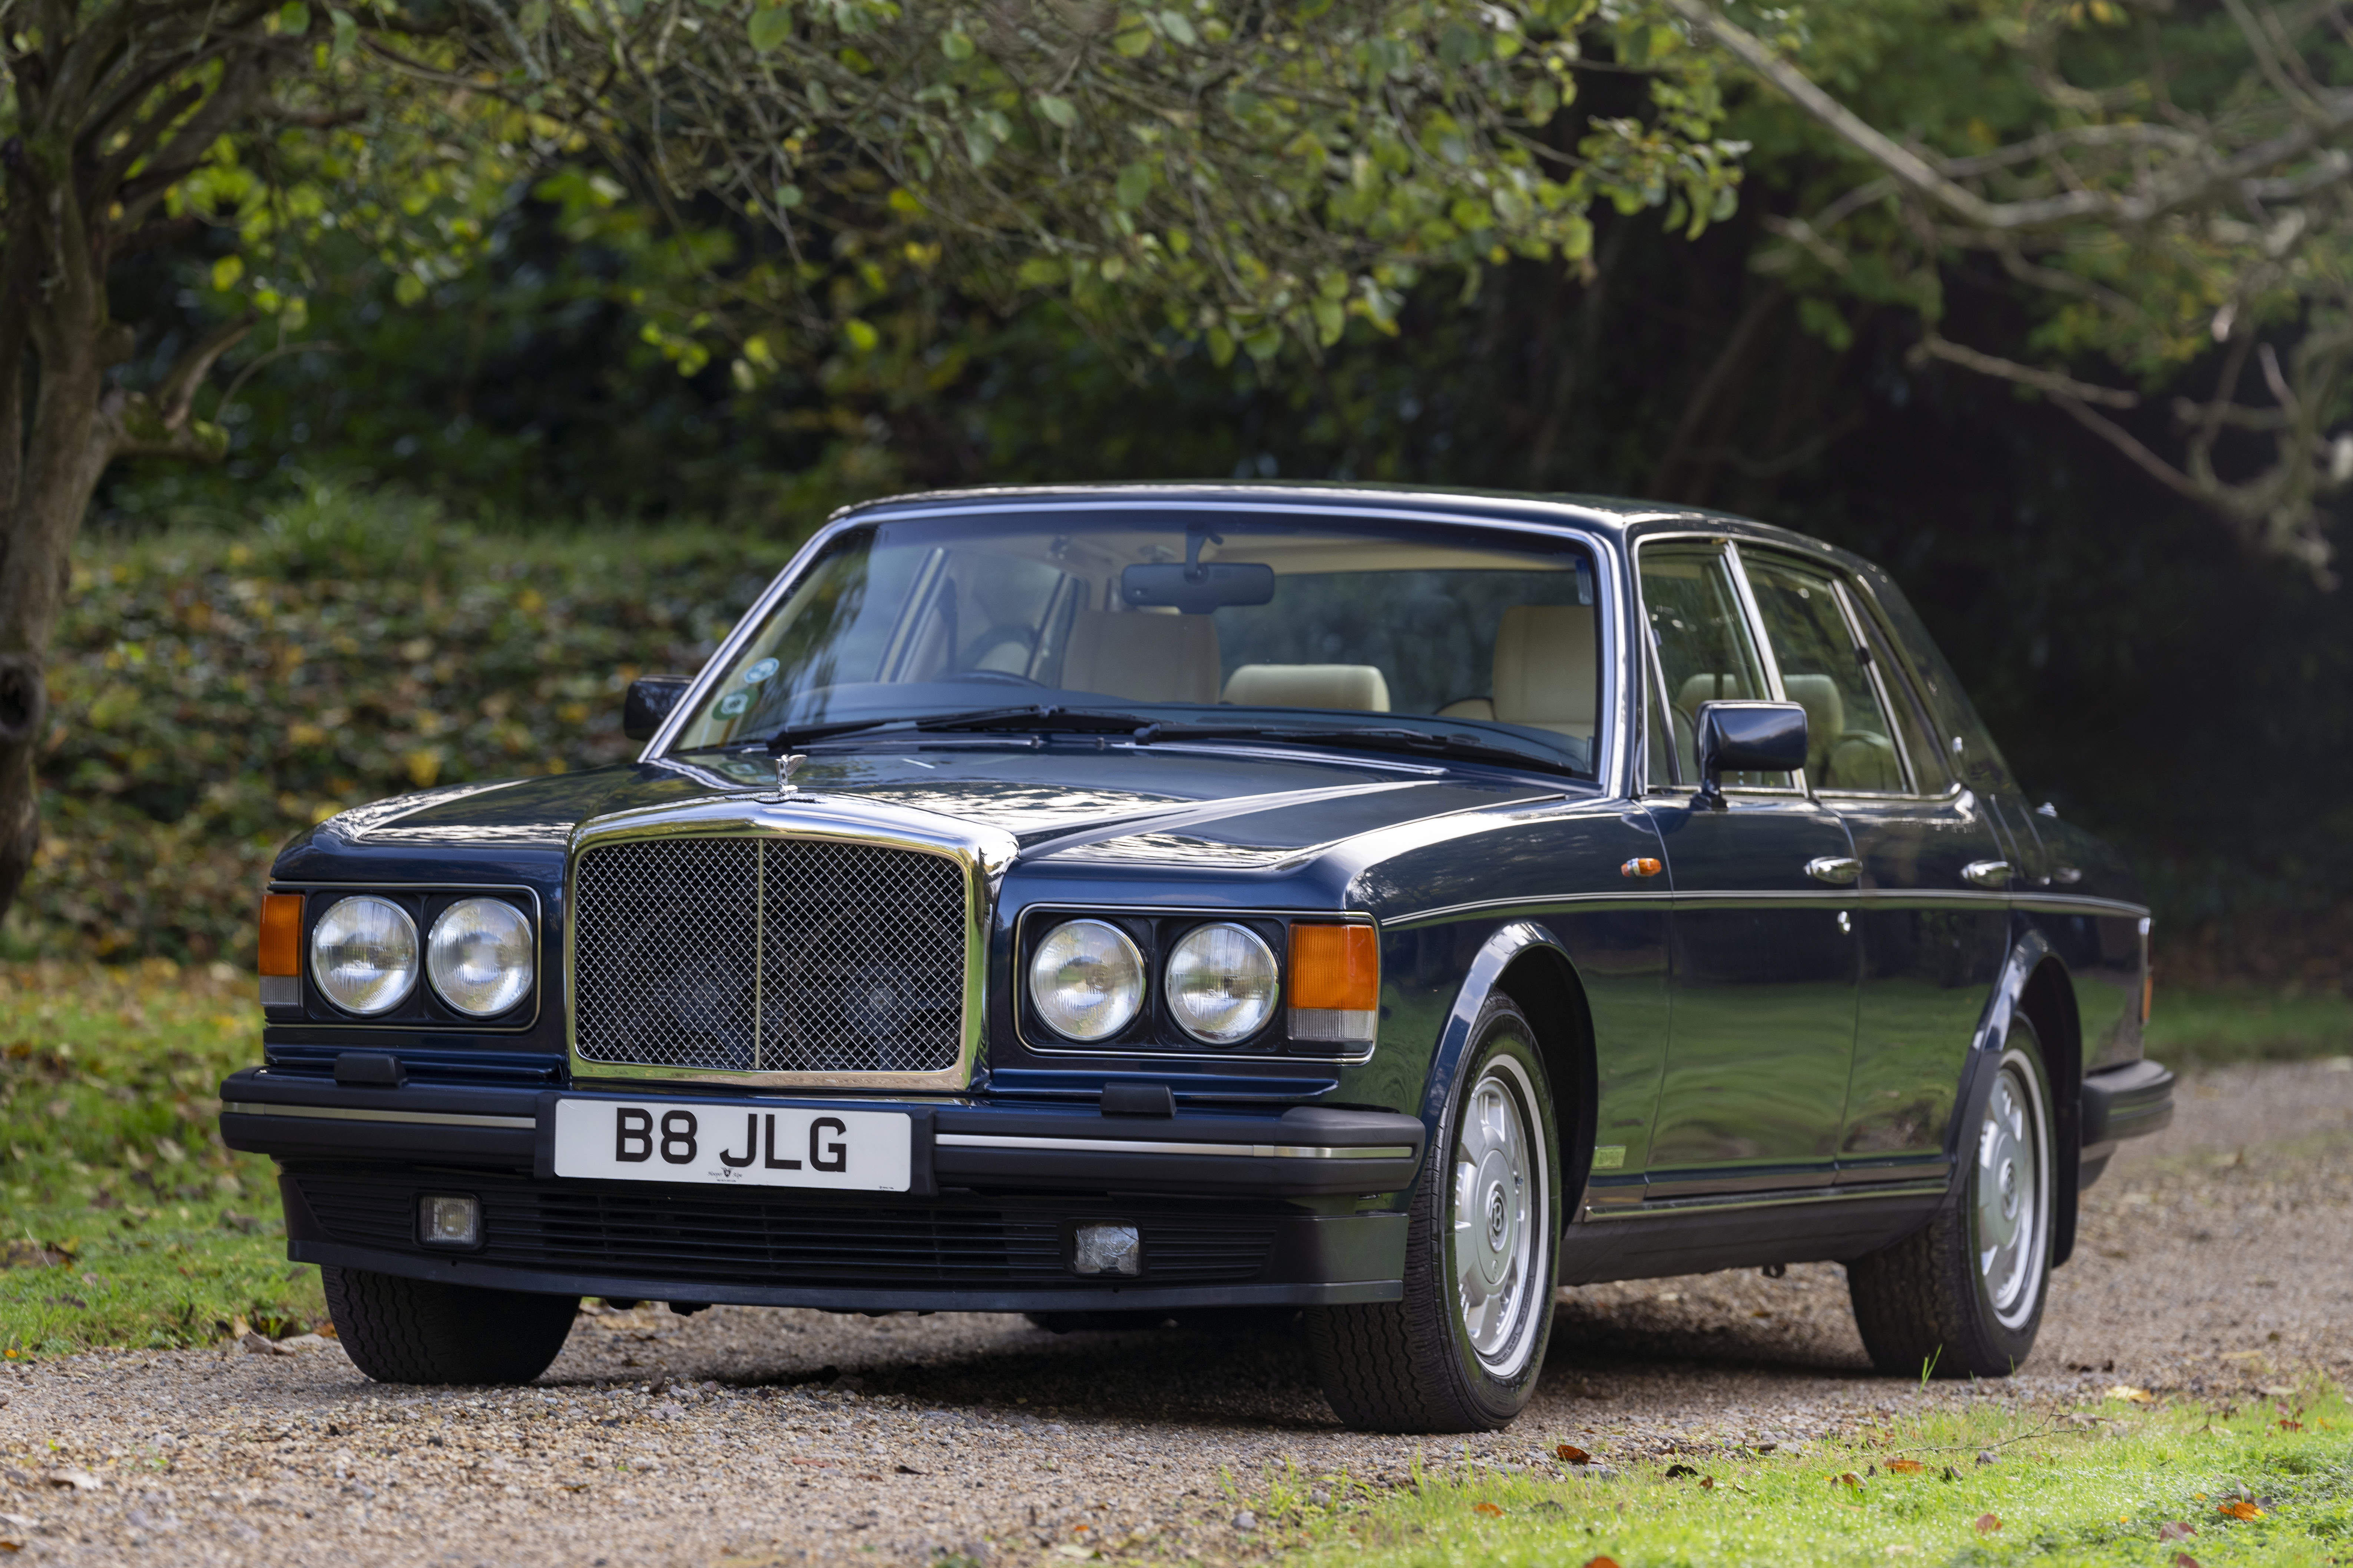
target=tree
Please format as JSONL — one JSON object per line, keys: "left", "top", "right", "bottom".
{"left": 1667, "top": 0, "right": 2353, "bottom": 580}
{"left": 3, "top": 0, "right": 1751, "bottom": 927}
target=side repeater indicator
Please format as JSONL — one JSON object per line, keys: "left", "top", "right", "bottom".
{"left": 1289, "top": 923, "right": 1378, "bottom": 1046}
{"left": 1621, "top": 857, "right": 1664, "bottom": 879}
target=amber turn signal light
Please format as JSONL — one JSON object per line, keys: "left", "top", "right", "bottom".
{"left": 1622, "top": 857, "right": 1664, "bottom": 879}
{"left": 258, "top": 893, "right": 304, "bottom": 978}
{"left": 1289, "top": 923, "right": 1377, "bottom": 1046}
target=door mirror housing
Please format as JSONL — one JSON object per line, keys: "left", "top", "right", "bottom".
{"left": 1694, "top": 700, "right": 1808, "bottom": 810}
{"left": 622, "top": 676, "right": 692, "bottom": 742}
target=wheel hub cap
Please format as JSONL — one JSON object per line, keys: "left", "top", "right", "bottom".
{"left": 1973, "top": 1059, "right": 2044, "bottom": 1328}
{"left": 1452, "top": 1070, "right": 1540, "bottom": 1373}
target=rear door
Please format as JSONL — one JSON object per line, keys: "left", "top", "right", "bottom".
{"left": 1744, "top": 550, "right": 2008, "bottom": 1182}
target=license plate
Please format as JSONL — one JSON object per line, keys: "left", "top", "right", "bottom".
{"left": 551, "top": 1099, "right": 911, "bottom": 1191}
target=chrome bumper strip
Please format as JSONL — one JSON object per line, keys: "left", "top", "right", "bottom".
{"left": 935, "top": 1132, "right": 1414, "bottom": 1161}
{"left": 222, "top": 1102, "right": 537, "bottom": 1131}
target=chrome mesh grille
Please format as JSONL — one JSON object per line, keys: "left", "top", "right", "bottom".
{"left": 573, "top": 836, "right": 967, "bottom": 1077}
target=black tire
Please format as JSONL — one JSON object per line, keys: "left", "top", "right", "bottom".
{"left": 1304, "top": 995, "right": 1561, "bottom": 1432}
{"left": 1022, "top": 1310, "right": 1172, "bottom": 1334}
{"left": 1847, "top": 1016, "right": 2056, "bottom": 1379}
{"left": 323, "top": 1266, "right": 579, "bottom": 1385}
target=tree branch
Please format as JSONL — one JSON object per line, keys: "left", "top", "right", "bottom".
{"left": 1911, "top": 334, "right": 2141, "bottom": 408}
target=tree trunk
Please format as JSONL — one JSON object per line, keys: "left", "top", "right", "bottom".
{"left": 0, "top": 182, "right": 124, "bottom": 927}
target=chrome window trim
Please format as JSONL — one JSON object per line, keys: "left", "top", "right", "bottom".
{"left": 564, "top": 795, "right": 1016, "bottom": 1092}
{"left": 262, "top": 881, "right": 545, "bottom": 1032}
{"left": 1735, "top": 543, "right": 1926, "bottom": 800}
{"left": 1014, "top": 902, "right": 1381, "bottom": 1065}
{"left": 639, "top": 496, "right": 1628, "bottom": 799}
{"left": 1628, "top": 532, "right": 1814, "bottom": 801}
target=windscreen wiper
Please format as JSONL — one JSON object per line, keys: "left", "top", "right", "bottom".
{"left": 1134, "top": 722, "right": 1586, "bottom": 777}
{"left": 723, "top": 705, "right": 1156, "bottom": 756}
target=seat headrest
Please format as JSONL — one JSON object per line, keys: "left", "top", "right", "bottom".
{"left": 1059, "top": 610, "right": 1222, "bottom": 704}
{"left": 1675, "top": 672, "right": 1755, "bottom": 715}
{"left": 1222, "top": 664, "right": 1391, "bottom": 713}
{"left": 1780, "top": 674, "right": 1846, "bottom": 745}
{"left": 1492, "top": 605, "right": 1597, "bottom": 735}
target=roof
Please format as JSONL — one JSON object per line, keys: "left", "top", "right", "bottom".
{"left": 828, "top": 480, "right": 1846, "bottom": 562}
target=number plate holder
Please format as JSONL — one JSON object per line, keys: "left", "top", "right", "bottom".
{"left": 539, "top": 1095, "right": 928, "bottom": 1194}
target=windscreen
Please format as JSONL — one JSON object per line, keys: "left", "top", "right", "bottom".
{"left": 670, "top": 509, "right": 1604, "bottom": 775}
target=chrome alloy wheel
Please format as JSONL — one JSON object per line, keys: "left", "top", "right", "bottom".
{"left": 1449, "top": 1056, "right": 1548, "bottom": 1376}
{"left": 1972, "top": 1048, "right": 2051, "bottom": 1330}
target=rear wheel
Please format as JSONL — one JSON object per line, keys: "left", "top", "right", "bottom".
{"left": 324, "top": 1267, "right": 579, "bottom": 1385}
{"left": 1847, "top": 1017, "right": 2056, "bottom": 1379}
{"left": 1305, "top": 995, "right": 1560, "bottom": 1432}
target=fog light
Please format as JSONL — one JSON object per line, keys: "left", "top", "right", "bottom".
{"left": 420, "top": 1194, "right": 480, "bottom": 1248}
{"left": 1072, "top": 1223, "right": 1142, "bottom": 1277}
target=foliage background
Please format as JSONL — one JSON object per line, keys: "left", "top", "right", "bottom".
{"left": 9, "top": 0, "right": 2351, "bottom": 985}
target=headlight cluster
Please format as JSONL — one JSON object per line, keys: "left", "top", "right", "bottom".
{"left": 1025, "top": 915, "right": 1374, "bottom": 1050}
{"left": 298, "top": 894, "right": 535, "bottom": 1018}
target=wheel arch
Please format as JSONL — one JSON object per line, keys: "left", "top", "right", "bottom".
{"left": 1419, "top": 921, "right": 1598, "bottom": 1225}
{"left": 2019, "top": 953, "right": 2085, "bottom": 1268}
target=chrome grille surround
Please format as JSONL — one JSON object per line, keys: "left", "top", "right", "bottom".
{"left": 566, "top": 793, "right": 1015, "bottom": 1090}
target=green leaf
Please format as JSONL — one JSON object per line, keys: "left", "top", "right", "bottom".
{"left": 843, "top": 318, "right": 880, "bottom": 352}
{"left": 277, "top": 1, "right": 310, "bottom": 34}
{"left": 1115, "top": 161, "right": 1153, "bottom": 209}
{"left": 211, "top": 255, "right": 245, "bottom": 292}
{"left": 1207, "top": 328, "right": 1236, "bottom": 367}
{"left": 1035, "top": 94, "right": 1076, "bottom": 129}
{"left": 1112, "top": 24, "right": 1153, "bottom": 57}
{"left": 939, "top": 30, "right": 973, "bottom": 60}
{"left": 775, "top": 182, "right": 803, "bottom": 209}
{"left": 748, "top": 6, "right": 790, "bottom": 50}
{"left": 328, "top": 7, "right": 357, "bottom": 60}
{"left": 1157, "top": 9, "right": 1195, "bottom": 46}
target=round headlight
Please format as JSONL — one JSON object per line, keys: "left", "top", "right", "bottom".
{"left": 1029, "top": 919, "right": 1145, "bottom": 1041}
{"left": 310, "top": 896, "right": 419, "bottom": 1015}
{"left": 1165, "top": 923, "right": 1280, "bottom": 1045}
{"left": 427, "top": 897, "right": 535, "bottom": 1017}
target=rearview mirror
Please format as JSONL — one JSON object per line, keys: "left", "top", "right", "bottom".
{"left": 1120, "top": 561, "right": 1275, "bottom": 614}
{"left": 623, "top": 675, "right": 692, "bottom": 742}
{"left": 1694, "top": 700, "right": 1807, "bottom": 810}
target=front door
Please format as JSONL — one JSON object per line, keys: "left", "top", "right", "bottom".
{"left": 1637, "top": 541, "right": 1861, "bottom": 1196}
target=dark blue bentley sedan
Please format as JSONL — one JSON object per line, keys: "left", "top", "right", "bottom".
{"left": 222, "top": 484, "right": 2175, "bottom": 1432}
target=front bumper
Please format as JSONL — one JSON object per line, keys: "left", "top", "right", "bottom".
{"left": 223, "top": 1068, "right": 1422, "bottom": 1310}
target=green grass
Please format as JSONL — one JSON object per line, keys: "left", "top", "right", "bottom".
{"left": 2145, "top": 985, "right": 2353, "bottom": 1069}
{"left": 0, "top": 961, "right": 325, "bottom": 1356}
{"left": 1256, "top": 1387, "right": 2353, "bottom": 1567}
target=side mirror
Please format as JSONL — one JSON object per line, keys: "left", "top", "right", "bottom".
{"left": 1694, "top": 700, "right": 1808, "bottom": 810}
{"left": 622, "top": 676, "right": 692, "bottom": 742}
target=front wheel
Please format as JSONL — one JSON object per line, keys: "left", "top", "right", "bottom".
{"left": 324, "top": 1267, "right": 579, "bottom": 1385}
{"left": 1846, "top": 1016, "right": 2056, "bottom": 1379}
{"left": 1305, "top": 995, "right": 1561, "bottom": 1432}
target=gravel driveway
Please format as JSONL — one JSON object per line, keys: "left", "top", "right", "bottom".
{"left": 4, "top": 1057, "right": 2348, "bottom": 1567}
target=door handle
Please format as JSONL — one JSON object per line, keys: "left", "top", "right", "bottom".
{"left": 1962, "top": 859, "right": 2012, "bottom": 889}
{"left": 1806, "top": 856, "right": 1860, "bottom": 886}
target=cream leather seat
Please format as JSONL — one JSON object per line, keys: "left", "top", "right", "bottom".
{"left": 1059, "top": 610, "right": 1222, "bottom": 704}
{"left": 1440, "top": 605, "right": 1598, "bottom": 738}
{"left": 1221, "top": 664, "right": 1391, "bottom": 712}
{"left": 1781, "top": 673, "right": 1844, "bottom": 778}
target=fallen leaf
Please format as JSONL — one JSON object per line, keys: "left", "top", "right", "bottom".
{"left": 1583, "top": 1558, "right": 1622, "bottom": 1568}
{"left": 2218, "top": 1500, "right": 2263, "bottom": 1521}
{"left": 2173, "top": 1555, "right": 2201, "bottom": 1568}
{"left": 1833, "top": 1472, "right": 1863, "bottom": 1489}
{"left": 2158, "top": 1522, "right": 2197, "bottom": 1540}
{"left": 1555, "top": 1443, "right": 1592, "bottom": 1465}
{"left": 2257, "top": 1385, "right": 2298, "bottom": 1397}
{"left": 1976, "top": 1514, "right": 2003, "bottom": 1533}
{"left": 2107, "top": 1385, "right": 2155, "bottom": 1404}
{"left": 1665, "top": 1464, "right": 1700, "bottom": 1480}
{"left": 2280, "top": 1420, "right": 2303, "bottom": 1432}
{"left": 1698, "top": 1475, "right": 1717, "bottom": 1490}
{"left": 893, "top": 1464, "right": 924, "bottom": 1476}
{"left": 1887, "top": 1459, "right": 1926, "bottom": 1475}
{"left": 42, "top": 1470, "right": 99, "bottom": 1492}
{"left": 1473, "top": 1502, "right": 1503, "bottom": 1517}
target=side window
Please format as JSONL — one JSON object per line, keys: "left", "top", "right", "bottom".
{"left": 1848, "top": 590, "right": 1951, "bottom": 795}
{"left": 1744, "top": 552, "right": 1907, "bottom": 794}
{"left": 1637, "top": 542, "right": 1789, "bottom": 790}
